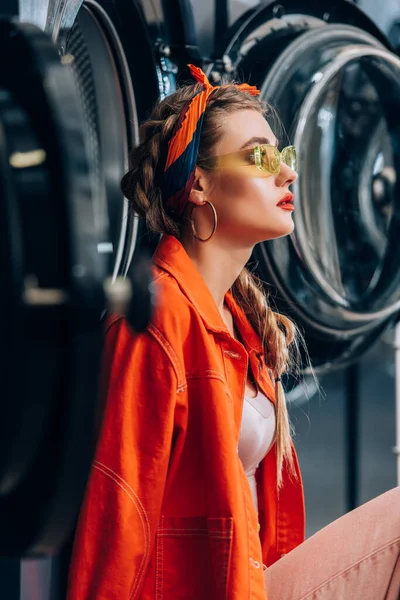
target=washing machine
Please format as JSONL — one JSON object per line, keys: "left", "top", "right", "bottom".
{"left": 0, "top": 0, "right": 170, "bottom": 556}
{"left": 203, "top": 1, "right": 400, "bottom": 374}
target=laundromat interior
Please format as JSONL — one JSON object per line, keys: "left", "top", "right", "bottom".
{"left": 1, "top": 0, "right": 400, "bottom": 598}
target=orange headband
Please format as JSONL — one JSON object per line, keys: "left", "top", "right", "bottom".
{"left": 161, "top": 64, "right": 260, "bottom": 217}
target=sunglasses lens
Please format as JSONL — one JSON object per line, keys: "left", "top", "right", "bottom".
{"left": 261, "top": 146, "right": 280, "bottom": 173}
{"left": 281, "top": 146, "right": 297, "bottom": 170}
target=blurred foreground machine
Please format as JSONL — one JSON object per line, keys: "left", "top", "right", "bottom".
{"left": 0, "top": 0, "right": 399, "bottom": 587}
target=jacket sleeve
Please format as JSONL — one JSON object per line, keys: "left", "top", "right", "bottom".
{"left": 67, "top": 316, "right": 178, "bottom": 599}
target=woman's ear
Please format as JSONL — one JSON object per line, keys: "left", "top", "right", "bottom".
{"left": 188, "top": 166, "right": 210, "bottom": 206}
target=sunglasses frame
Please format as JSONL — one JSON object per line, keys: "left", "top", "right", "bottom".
{"left": 198, "top": 144, "right": 297, "bottom": 176}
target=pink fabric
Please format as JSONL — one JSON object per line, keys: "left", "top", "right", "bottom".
{"left": 264, "top": 486, "right": 400, "bottom": 599}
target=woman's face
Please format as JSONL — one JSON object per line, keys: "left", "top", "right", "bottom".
{"left": 201, "top": 109, "right": 298, "bottom": 245}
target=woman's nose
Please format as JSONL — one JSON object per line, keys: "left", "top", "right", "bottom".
{"left": 276, "top": 161, "right": 298, "bottom": 187}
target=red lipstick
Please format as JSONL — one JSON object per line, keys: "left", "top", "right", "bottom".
{"left": 277, "top": 193, "right": 294, "bottom": 211}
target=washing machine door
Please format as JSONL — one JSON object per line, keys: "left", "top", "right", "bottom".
{"left": 0, "top": 0, "right": 173, "bottom": 556}
{"left": 0, "top": 19, "right": 107, "bottom": 555}
{"left": 19, "top": 0, "right": 174, "bottom": 296}
{"left": 210, "top": 0, "right": 400, "bottom": 372}
{"left": 1, "top": 0, "right": 167, "bottom": 555}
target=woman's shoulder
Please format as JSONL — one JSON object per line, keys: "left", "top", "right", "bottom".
{"left": 150, "top": 266, "right": 195, "bottom": 335}
{"left": 103, "top": 267, "right": 195, "bottom": 345}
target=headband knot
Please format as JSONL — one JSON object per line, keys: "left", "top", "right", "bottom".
{"left": 188, "top": 64, "right": 212, "bottom": 88}
{"left": 160, "top": 64, "right": 260, "bottom": 217}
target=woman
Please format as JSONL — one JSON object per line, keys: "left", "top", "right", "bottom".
{"left": 67, "top": 65, "right": 400, "bottom": 599}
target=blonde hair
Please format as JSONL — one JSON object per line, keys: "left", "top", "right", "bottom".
{"left": 121, "top": 82, "right": 301, "bottom": 488}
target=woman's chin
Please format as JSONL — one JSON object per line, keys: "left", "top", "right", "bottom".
{"left": 279, "top": 212, "right": 295, "bottom": 235}
{"left": 284, "top": 219, "right": 295, "bottom": 236}
{"left": 258, "top": 220, "right": 294, "bottom": 242}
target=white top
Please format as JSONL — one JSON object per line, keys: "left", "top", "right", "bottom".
{"left": 237, "top": 390, "right": 276, "bottom": 514}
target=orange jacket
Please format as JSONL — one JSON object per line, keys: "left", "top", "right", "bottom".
{"left": 67, "top": 234, "right": 305, "bottom": 600}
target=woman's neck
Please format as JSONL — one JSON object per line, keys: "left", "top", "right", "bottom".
{"left": 181, "top": 234, "right": 253, "bottom": 315}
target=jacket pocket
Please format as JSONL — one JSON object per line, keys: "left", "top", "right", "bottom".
{"left": 155, "top": 515, "right": 233, "bottom": 600}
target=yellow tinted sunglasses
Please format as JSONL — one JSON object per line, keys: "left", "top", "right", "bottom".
{"left": 198, "top": 144, "right": 297, "bottom": 177}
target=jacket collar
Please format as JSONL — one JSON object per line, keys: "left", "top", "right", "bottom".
{"left": 153, "top": 234, "right": 264, "bottom": 355}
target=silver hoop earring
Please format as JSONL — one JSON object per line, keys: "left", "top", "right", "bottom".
{"left": 191, "top": 201, "right": 217, "bottom": 242}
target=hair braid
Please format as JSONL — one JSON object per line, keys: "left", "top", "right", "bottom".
{"left": 121, "top": 84, "right": 207, "bottom": 236}
{"left": 231, "top": 267, "right": 300, "bottom": 488}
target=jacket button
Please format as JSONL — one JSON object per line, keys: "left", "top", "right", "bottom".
{"left": 224, "top": 350, "right": 241, "bottom": 359}
{"left": 249, "top": 558, "right": 260, "bottom": 569}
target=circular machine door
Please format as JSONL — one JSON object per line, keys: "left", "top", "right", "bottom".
{"left": 20, "top": 0, "right": 174, "bottom": 328}
{"left": 0, "top": 0, "right": 172, "bottom": 556}
{"left": 62, "top": 0, "right": 159, "bottom": 283}
{"left": 211, "top": 0, "right": 400, "bottom": 372}
{"left": 0, "top": 19, "right": 106, "bottom": 555}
